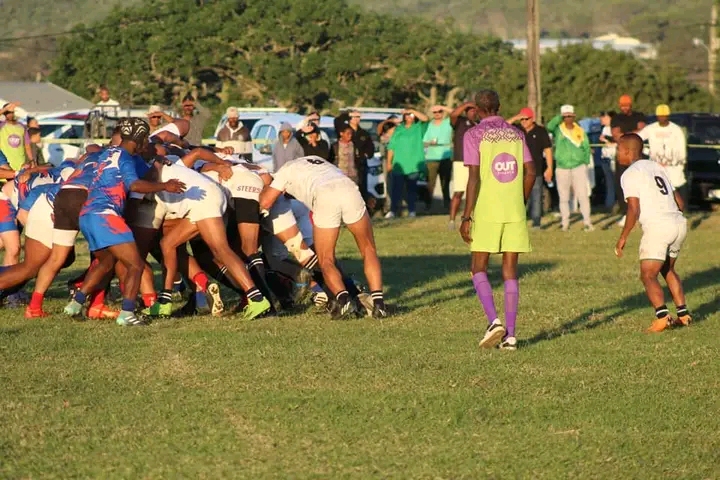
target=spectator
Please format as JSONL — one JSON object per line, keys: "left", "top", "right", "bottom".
{"left": 335, "top": 110, "right": 375, "bottom": 173}
{"left": 598, "top": 111, "right": 617, "bottom": 210}
{"left": 546, "top": 105, "right": 593, "bottom": 231}
{"left": 507, "top": 107, "right": 553, "bottom": 229}
{"left": 448, "top": 101, "right": 478, "bottom": 229}
{"left": 610, "top": 94, "right": 645, "bottom": 226}
{"left": 296, "top": 124, "right": 330, "bottom": 160}
{"left": 423, "top": 105, "right": 453, "bottom": 211}
{"left": 330, "top": 124, "right": 367, "bottom": 197}
{"left": 180, "top": 93, "right": 212, "bottom": 146}
{"left": 0, "top": 102, "right": 32, "bottom": 170}
{"left": 638, "top": 104, "right": 688, "bottom": 206}
{"left": 27, "top": 127, "right": 45, "bottom": 165}
{"left": 384, "top": 108, "right": 429, "bottom": 219}
{"left": 26, "top": 117, "right": 40, "bottom": 129}
{"left": 95, "top": 86, "right": 120, "bottom": 116}
{"left": 272, "top": 122, "right": 304, "bottom": 171}
{"left": 377, "top": 117, "right": 399, "bottom": 215}
{"left": 216, "top": 107, "right": 252, "bottom": 161}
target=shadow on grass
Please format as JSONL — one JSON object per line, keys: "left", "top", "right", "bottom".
{"left": 521, "top": 266, "right": 720, "bottom": 348}
{"left": 341, "top": 255, "right": 556, "bottom": 312}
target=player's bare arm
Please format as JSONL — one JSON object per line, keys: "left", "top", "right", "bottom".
{"left": 459, "top": 165, "right": 480, "bottom": 244}
{"left": 0, "top": 165, "right": 15, "bottom": 179}
{"left": 673, "top": 190, "right": 685, "bottom": 213}
{"left": 259, "top": 186, "right": 284, "bottom": 211}
{"left": 130, "top": 178, "right": 186, "bottom": 195}
{"left": 615, "top": 197, "right": 640, "bottom": 257}
{"left": 523, "top": 160, "right": 536, "bottom": 202}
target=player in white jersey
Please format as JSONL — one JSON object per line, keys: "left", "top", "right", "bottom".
{"left": 259, "top": 155, "right": 387, "bottom": 319}
{"left": 148, "top": 155, "right": 272, "bottom": 321}
{"left": 614, "top": 134, "right": 691, "bottom": 332}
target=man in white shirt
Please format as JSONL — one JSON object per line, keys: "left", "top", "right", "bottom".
{"left": 638, "top": 104, "right": 688, "bottom": 205}
{"left": 259, "top": 155, "right": 387, "bottom": 319}
{"left": 94, "top": 86, "right": 120, "bottom": 116}
{"left": 615, "top": 134, "right": 691, "bottom": 333}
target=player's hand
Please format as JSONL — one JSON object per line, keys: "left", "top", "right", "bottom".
{"left": 17, "top": 171, "right": 31, "bottom": 184}
{"left": 543, "top": 168, "right": 553, "bottom": 183}
{"left": 459, "top": 219, "right": 472, "bottom": 244}
{"left": 615, "top": 236, "right": 626, "bottom": 258}
{"left": 221, "top": 146, "right": 234, "bottom": 155}
{"left": 163, "top": 179, "right": 186, "bottom": 193}
{"left": 217, "top": 165, "right": 233, "bottom": 181}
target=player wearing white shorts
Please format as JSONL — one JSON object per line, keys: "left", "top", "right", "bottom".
{"left": 148, "top": 157, "right": 272, "bottom": 321}
{"left": 259, "top": 155, "right": 387, "bottom": 319}
{"left": 615, "top": 134, "right": 691, "bottom": 333}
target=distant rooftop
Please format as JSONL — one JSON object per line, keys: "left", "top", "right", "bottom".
{"left": 508, "top": 33, "right": 657, "bottom": 60}
{"left": 0, "top": 82, "right": 93, "bottom": 116}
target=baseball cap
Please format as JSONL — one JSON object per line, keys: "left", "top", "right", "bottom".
{"left": 656, "top": 104, "right": 671, "bottom": 116}
{"left": 226, "top": 107, "right": 239, "bottom": 118}
{"left": 560, "top": 105, "right": 575, "bottom": 116}
{"left": 147, "top": 105, "right": 163, "bottom": 116}
{"left": 279, "top": 122, "right": 293, "bottom": 132}
{"left": 518, "top": 107, "right": 535, "bottom": 120}
{"left": 619, "top": 94, "right": 633, "bottom": 106}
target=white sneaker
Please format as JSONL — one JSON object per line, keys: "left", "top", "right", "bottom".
{"left": 384, "top": 211, "right": 395, "bottom": 219}
{"left": 448, "top": 220, "right": 456, "bottom": 231}
{"left": 617, "top": 215, "right": 626, "bottom": 227}
{"left": 408, "top": 212, "right": 416, "bottom": 218}
{"left": 479, "top": 319, "right": 506, "bottom": 349}
{"left": 498, "top": 336, "right": 517, "bottom": 350}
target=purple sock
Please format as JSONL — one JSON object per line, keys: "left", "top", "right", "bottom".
{"left": 504, "top": 279, "right": 519, "bottom": 337}
{"left": 472, "top": 272, "right": 498, "bottom": 325}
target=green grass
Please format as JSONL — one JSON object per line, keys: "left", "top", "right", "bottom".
{"left": 2, "top": 211, "right": 720, "bottom": 478}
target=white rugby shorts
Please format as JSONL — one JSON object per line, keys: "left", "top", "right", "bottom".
{"left": 312, "top": 178, "right": 366, "bottom": 229}
{"left": 639, "top": 218, "right": 688, "bottom": 261}
{"left": 25, "top": 194, "right": 54, "bottom": 249}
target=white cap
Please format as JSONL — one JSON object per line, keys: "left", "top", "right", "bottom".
{"left": 147, "top": 105, "right": 163, "bottom": 115}
{"left": 226, "top": 107, "right": 239, "bottom": 118}
{"left": 560, "top": 104, "right": 575, "bottom": 116}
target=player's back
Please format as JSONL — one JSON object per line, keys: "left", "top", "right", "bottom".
{"left": 621, "top": 159, "right": 683, "bottom": 227}
{"left": 84, "top": 147, "right": 138, "bottom": 216}
{"left": 274, "top": 156, "right": 346, "bottom": 207}
{"left": 63, "top": 151, "right": 102, "bottom": 189}
{"left": 157, "top": 160, "right": 217, "bottom": 205}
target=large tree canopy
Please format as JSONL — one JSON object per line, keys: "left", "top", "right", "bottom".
{"left": 50, "top": 0, "right": 713, "bottom": 121}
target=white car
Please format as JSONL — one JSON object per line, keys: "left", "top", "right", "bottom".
{"left": 37, "top": 119, "right": 85, "bottom": 166}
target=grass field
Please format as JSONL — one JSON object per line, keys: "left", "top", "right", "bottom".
{"left": 2, "top": 211, "right": 720, "bottom": 478}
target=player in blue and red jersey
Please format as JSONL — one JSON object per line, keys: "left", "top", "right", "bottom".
{"left": 63, "top": 118, "right": 185, "bottom": 326}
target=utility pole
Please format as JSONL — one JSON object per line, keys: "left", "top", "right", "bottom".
{"left": 710, "top": 1, "right": 718, "bottom": 101}
{"left": 527, "top": 0, "right": 542, "bottom": 122}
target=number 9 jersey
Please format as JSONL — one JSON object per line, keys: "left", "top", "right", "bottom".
{"left": 620, "top": 159, "right": 684, "bottom": 230}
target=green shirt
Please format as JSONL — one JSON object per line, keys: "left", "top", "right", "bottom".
{"left": 545, "top": 115, "right": 591, "bottom": 170}
{"left": 464, "top": 116, "right": 532, "bottom": 223}
{"left": 423, "top": 117, "right": 453, "bottom": 161}
{"left": 387, "top": 121, "right": 428, "bottom": 175}
{"left": 0, "top": 122, "right": 29, "bottom": 171}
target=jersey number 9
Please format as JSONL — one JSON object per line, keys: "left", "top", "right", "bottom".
{"left": 654, "top": 176, "right": 669, "bottom": 195}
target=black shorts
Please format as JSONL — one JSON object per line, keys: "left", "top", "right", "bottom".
{"left": 233, "top": 197, "right": 260, "bottom": 225}
{"left": 53, "top": 188, "right": 88, "bottom": 231}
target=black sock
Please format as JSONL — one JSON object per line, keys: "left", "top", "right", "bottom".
{"left": 343, "top": 276, "right": 360, "bottom": 297}
{"left": 304, "top": 255, "right": 319, "bottom": 271}
{"left": 655, "top": 305, "right": 669, "bottom": 319}
{"left": 676, "top": 304, "right": 689, "bottom": 317}
{"left": 157, "top": 289, "right": 173, "bottom": 305}
{"left": 246, "top": 287, "right": 264, "bottom": 302}
{"left": 370, "top": 290, "right": 384, "bottom": 308}
{"left": 336, "top": 290, "right": 350, "bottom": 305}
{"left": 248, "top": 254, "right": 277, "bottom": 306}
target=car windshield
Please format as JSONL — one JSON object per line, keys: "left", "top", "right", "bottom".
{"left": 691, "top": 118, "right": 720, "bottom": 144}
{"left": 39, "top": 124, "right": 62, "bottom": 137}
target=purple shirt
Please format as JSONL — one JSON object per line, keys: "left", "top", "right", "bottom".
{"left": 463, "top": 116, "right": 532, "bottom": 168}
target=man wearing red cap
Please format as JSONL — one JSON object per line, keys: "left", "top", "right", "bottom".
{"left": 611, "top": 95, "right": 646, "bottom": 226}
{"left": 507, "top": 107, "right": 553, "bottom": 228}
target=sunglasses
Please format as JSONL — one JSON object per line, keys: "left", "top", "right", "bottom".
{"left": 432, "top": 110, "right": 443, "bottom": 114}
{"left": 350, "top": 115, "right": 361, "bottom": 119}
{"left": 520, "top": 117, "right": 530, "bottom": 121}
{"left": 150, "top": 115, "right": 162, "bottom": 119}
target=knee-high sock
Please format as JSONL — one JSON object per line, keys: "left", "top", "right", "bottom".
{"left": 472, "top": 272, "right": 498, "bottom": 325}
{"left": 504, "top": 279, "right": 519, "bottom": 337}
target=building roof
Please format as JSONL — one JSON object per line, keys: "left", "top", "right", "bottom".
{"left": 0, "top": 82, "right": 93, "bottom": 117}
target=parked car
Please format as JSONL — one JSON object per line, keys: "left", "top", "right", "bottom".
{"left": 644, "top": 113, "right": 720, "bottom": 204}
{"left": 212, "top": 107, "right": 289, "bottom": 140}
{"left": 37, "top": 119, "right": 85, "bottom": 166}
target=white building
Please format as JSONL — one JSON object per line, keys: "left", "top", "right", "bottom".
{"left": 508, "top": 33, "right": 658, "bottom": 60}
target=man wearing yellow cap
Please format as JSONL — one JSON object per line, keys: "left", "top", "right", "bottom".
{"left": 638, "top": 105, "right": 688, "bottom": 205}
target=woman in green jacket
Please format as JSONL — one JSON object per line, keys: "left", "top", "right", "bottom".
{"left": 546, "top": 105, "right": 594, "bottom": 231}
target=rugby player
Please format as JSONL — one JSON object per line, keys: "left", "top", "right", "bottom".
{"left": 63, "top": 118, "right": 186, "bottom": 326}
{"left": 614, "top": 133, "right": 691, "bottom": 332}
{"left": 259, "top": 155, "right": 387, "bottom": 319}
{"left": 460, "top": 90, "right": 535, "bottom": 351}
